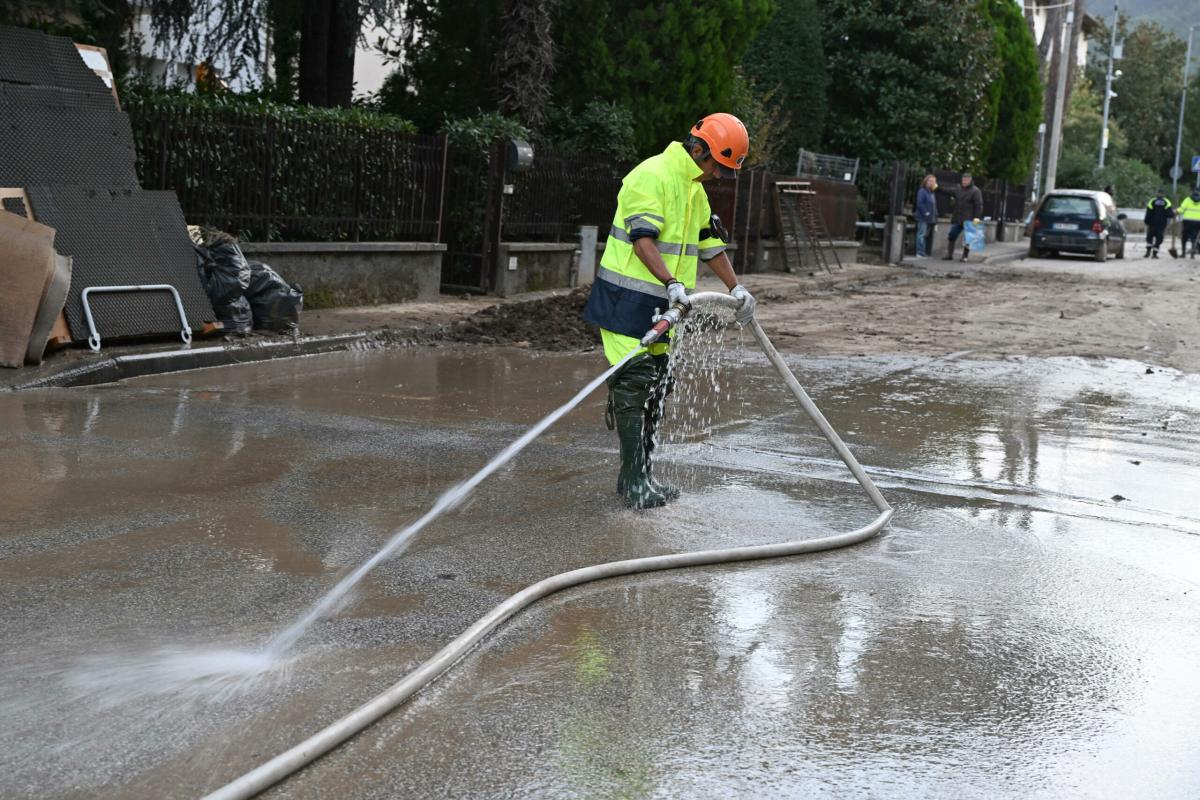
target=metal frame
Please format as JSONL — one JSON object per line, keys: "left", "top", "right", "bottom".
{"left": 81, "top": 284, "right": 192, "bottom": 352}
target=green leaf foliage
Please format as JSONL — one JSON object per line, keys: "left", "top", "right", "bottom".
{"left": 376, "top": 0, "right": 504, "bottom": 131}
{"left": 818, "top": 0, "right": 998, "bottom": 168}
{"left": 552, "top": 0, "right": 773, "bottom": 154}
{"left": 727, "top": 68, "right": 788, "bottom": 169}
{"left": 978, "top": 0, "right": 1042, "bottom": 181}
{"left": 440, "top": 111, "right": 531, "bottom": 150}
{"left": 1085, "top": 15, "right": 1188, "bottom": 174}
{"left": 1056, "top": 74, "right": 1159, "bottom": 202}
{"left": 126, "top": 87, "right": 417, "bottom": 133}
{"left": 544, "top": 100, "right": 639, "bottom": 161}
{"left": 741, "top": 0, "right": 829, "bottom": 171}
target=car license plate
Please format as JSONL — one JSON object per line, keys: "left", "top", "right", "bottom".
{"left": 1052, "top": 222, "right": 1078, "bottom": 230}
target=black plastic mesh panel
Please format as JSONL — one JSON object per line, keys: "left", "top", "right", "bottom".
{"left": 2, "top": 197, "right": 28, "bottom": 217}
{"left": 26, "top": 186, "right": 214, "bottom": 342}
{"left": 0, "top": 26, "right": 110, "bottom": 95}
{"left": 0, "top": 83, "right": 138, "bottom": 187}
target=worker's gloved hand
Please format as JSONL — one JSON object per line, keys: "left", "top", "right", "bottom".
{"left": 666, "top": 280, "right": 691, "bottom": 308}
{"left": 730, "top": 284, "right": 756, "bottom": 326}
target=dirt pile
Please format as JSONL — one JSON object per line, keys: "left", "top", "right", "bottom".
{"left": 436, "top": 288, "right": 601, "bottom": 350}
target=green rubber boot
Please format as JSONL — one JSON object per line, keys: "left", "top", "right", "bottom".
{"left": 609, "top": 356, "right": 669, "bottom": 509}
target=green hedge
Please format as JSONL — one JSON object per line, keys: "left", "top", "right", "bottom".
{"left": 123, "top": 90, "right": 439, "bottom": 242}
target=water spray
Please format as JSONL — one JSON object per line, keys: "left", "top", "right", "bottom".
{"left": 204, "top": 292, "right": 892, "bottom": 800}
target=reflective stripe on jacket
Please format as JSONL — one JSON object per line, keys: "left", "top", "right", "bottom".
{"left": 1179, "top": 196, "right": 1200, "bottom": 221}
{"left": 1145, "top": 197, "right": 1173, "bottom": 228}
{"left": 583, "top": 142, "right": 726, "bottom": 340}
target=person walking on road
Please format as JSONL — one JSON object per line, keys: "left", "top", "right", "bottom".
{"left": 583, "top": 113, "right": 757, "bottom": 509}
{"left": 945, "top": 172, "right": 983, "bottom": 262}
{"left": 1143, "top": 188, "right": 1174, "bottom": 259}
{"left": 915, "top": 175, "right": 938, "bottom": 258}
{"left": 1179, "top": 187, "right": 1200, "bottom": 259}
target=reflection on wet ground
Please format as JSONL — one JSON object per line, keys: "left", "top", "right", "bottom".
{"left": 1, "top": 344, "right": 1198, "bottom": 799}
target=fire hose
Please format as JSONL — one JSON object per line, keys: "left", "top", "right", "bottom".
{"left": 204, "top": 292, "right": 893, "bottom": 799}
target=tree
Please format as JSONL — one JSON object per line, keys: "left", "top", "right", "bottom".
{"left": 728, "top": 68, "right": 787, "bottom": 169}
{"left": 497, "top": 0, "right": 559, "bottom": 133}
{"left": 1086, "top": 15, "right": 1188, "bottom": 175}
{"left": 979, "top": 0, "right": 1042, "bottom": 181}
{"left": 818, "top": 0, "right": 998, "bottom": 167}
{"left": 551, "top": 0, "right": 773, "bottom": 153}
{"left": 139, "top": 0, "right": 403, "bottom": 107}
{"left": 297, "top": 0, "right": 359, "bottom": 107}
{"left": 740, "top": 0, "right": 828, "bottom": 171}
{"left": 376, "top": 0, "right": 503, "bottom": 130}
{"left": 1057, "top": 74, "right": 1158, "bottom": 202}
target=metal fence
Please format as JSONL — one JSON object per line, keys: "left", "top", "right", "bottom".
{"left": 129, "top": 103, "right": 446, "bottom": 243}
{"left": 503, "top": 150, "right": 627, "bottom": 241}
{"left": 130, "top": 101, "right": 1036, "bottom": 282}
{"left": 796, "top": 148, "right": 860, "bottom": 183}
{"left": 857, "top": 161, "right": 1028, "bottom": 230}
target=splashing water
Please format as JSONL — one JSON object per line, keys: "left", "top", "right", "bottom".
{"left": 67, "top": 646, "right": 286, "bottom": 707}
{"left": 263, "top": 350, "right": 637, "bottom": 656}
{"left": 658, "top": 307, "right": 744, "bottom": 488}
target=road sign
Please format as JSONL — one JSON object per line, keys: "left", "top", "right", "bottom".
{"left": 1170, "top": 165, "right": 1184, "bottom": 180}
{"left": 1192, "top": 155, "right": 1200, "bottom": 172}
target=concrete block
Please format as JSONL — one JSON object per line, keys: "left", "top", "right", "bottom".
{"left": 494, "top": 243, "right": 576, "bottom": 297}
{"left": 239, "top": 241, "right": 446, "bottom": 309}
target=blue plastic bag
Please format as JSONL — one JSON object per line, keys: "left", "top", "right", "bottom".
{"left": 964, "top": 220, "right": 985, "bottom": 252}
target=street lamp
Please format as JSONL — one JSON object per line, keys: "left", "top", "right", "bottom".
{"left": 1171, "top": 25, "right": 1197, "bottom": 196}
{"left": 1099, "top": 2, "right": 1121, "bottom": 168}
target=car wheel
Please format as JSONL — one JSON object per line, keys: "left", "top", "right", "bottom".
{"left": 1094, "top": 240, "right": 1108, "bottom": 262}
{"left": 1048, "top": 250, "right": 1059, "bottom": 258}
{"left": 1029, "top": 244, "right": 1044, "bottom": 258}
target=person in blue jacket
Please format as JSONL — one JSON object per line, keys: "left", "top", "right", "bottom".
{"left": 915, "top": 175, "right": 938, "bottom": 257}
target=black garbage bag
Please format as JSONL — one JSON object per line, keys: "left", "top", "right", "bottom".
{"left": 245, "top": 260, "right": 303, "bottom": 331}
{"left": 215, "top": 295, "right": 253, "bottom": 335}
{"left": 193, "top": 232, "right": 252, "bottom": 306}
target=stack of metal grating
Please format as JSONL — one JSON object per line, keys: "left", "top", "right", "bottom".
{"left": 0, "top": 25, "right": 214, "bottom": 345}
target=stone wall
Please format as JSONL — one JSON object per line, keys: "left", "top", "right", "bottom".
{"left": 239, "top": 242, "right": 445, "bottom": 309}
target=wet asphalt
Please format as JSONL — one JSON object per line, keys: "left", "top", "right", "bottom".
{"left": 2, "top": 335, "right": 1199, "bottom": 799}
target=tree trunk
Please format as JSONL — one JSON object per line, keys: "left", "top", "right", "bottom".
{"left": 325, "top": 0, "right": 358, "bottom": 108}
{"left": 1063, "top": 0, "right": 1088, "bottom": 111}
{"left": 269, "top": 0, "right": 303, "bottom": 102}
{"left": 298, "top": 0, "right": 331, "bottom": 106}
{"left": 497, "top": 0, "right": 558, "bottom": 134}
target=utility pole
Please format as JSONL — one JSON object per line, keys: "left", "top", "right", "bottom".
{"left": 1099, "top": 2, "right": 1120, "bottom": 168}
{"left": 1034, "top": 122, "right": 1047, "bottom": 198}
{"left": 1044, "top": 9, "right": 1075, "bottom": 194}
{"left": 1171, "top": 25, "right": 1196, "bottom": 196}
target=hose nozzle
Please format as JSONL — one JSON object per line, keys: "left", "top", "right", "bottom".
{"left": 639, "top": 302, "right": 690, "bottom": 347}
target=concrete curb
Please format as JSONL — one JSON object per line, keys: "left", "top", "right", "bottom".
{"left": 11, "top": 333, "right": 366, "bottom": 390}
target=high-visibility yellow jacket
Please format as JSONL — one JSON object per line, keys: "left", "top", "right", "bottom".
{"left": 583, "top": 142, "right": 727, "bottom": 340}
{"left": 1180, "top": 195, "right": 1200, "bottom": 221}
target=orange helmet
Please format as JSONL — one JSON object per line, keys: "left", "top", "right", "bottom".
{"left": 690, "top": 113, "right": 749, "bottom": 176}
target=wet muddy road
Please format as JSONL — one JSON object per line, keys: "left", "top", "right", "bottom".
{"left": 2, "top": 341, "right": 1199, "bottom": 799}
